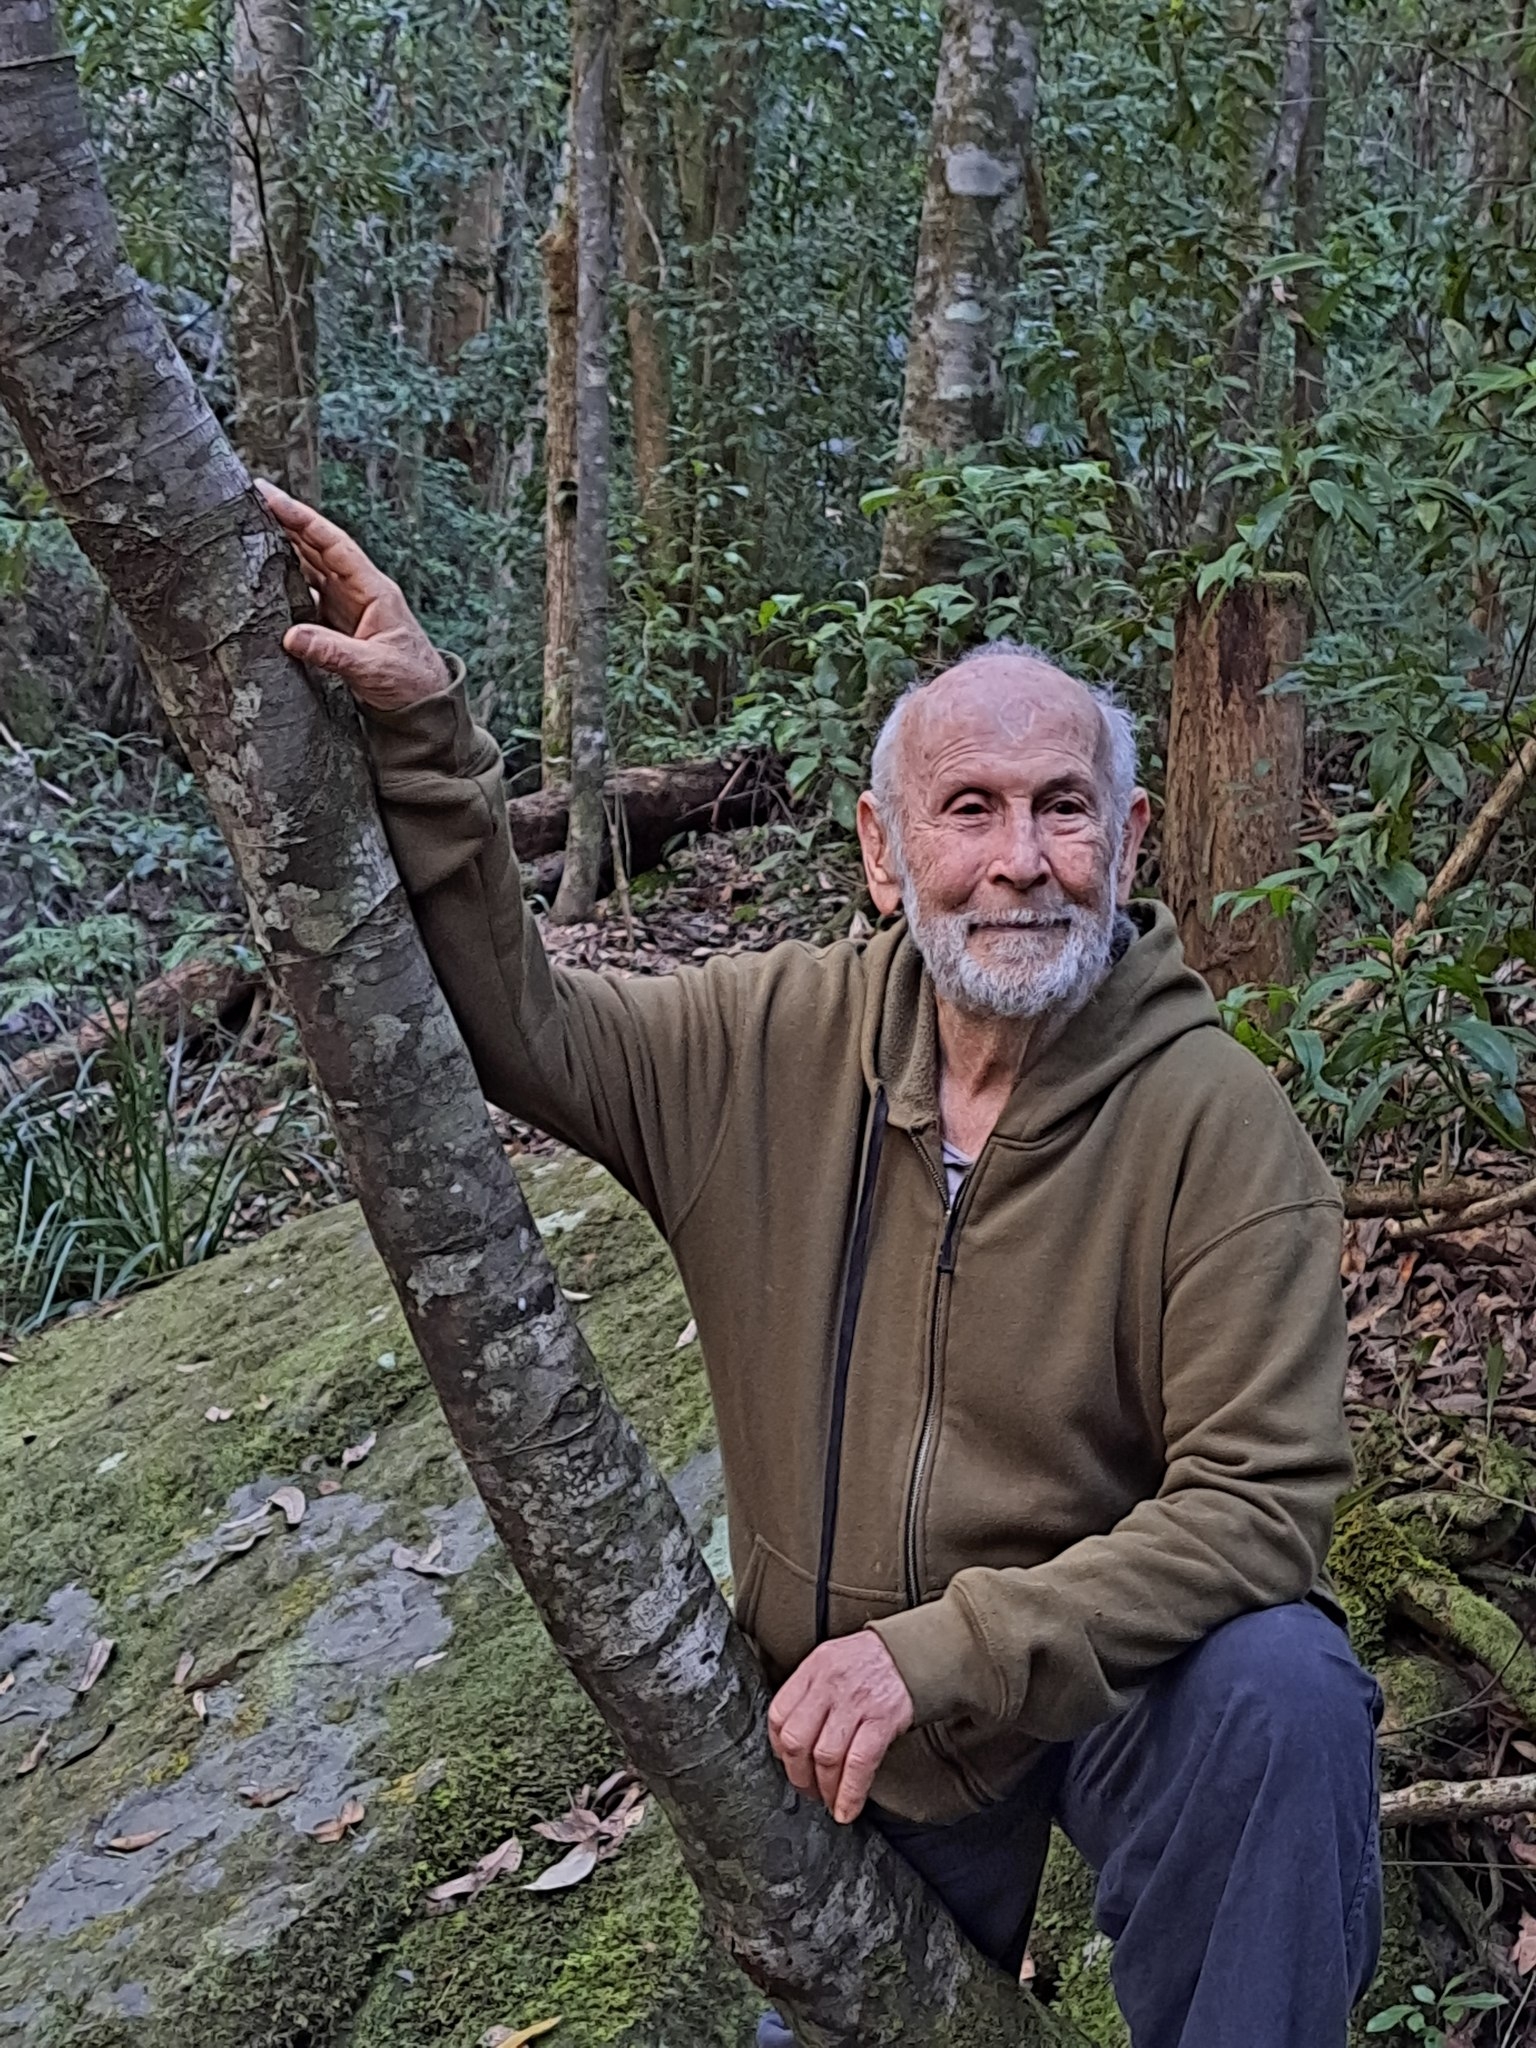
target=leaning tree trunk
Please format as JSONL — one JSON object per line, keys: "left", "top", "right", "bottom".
{"left": 229, "top": 0, "right": 318, "bottom": 504}
{"left": 1163, "top": 582, "right": 1307, "bottom": 998}
{"left": 876, "top": 0, "right": 1040, "bottom": 601}
{"left": 432, "top": 128, "right": 507, "bottom": 496}
{"left": 551, "top": 0, "right": 616, "bottom": 923}
{"left": 539, "top": 181, "right": 578, "bottom": 788}
{"left": 0, "top": 11, "right": 1080, "bottom": 2042}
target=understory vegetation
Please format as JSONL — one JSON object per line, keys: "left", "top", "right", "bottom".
{"left": 1, "top": 0, "right": 1535, "bottom": 2033}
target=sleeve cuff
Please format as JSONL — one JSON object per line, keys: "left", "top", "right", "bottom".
{"left": 362, "top": 655, "right": 481, "bottom": 778}
{"left": 868, "top": 1591, "right": 1002, "bottom": 1727}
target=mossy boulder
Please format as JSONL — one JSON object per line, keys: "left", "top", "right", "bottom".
{"left": 0, "top": 1153, "right": 752, "bottom": 2048}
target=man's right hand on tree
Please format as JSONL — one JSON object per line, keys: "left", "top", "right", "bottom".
{"left": 257, "top": 479, "right": 450, "bottom": 715}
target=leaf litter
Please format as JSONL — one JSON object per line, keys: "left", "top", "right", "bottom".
{"left": 482, "top": 2022, "right": 561, "bottom": 2048}
{"left": 392, "top": 1533, "right": 453, "bottom": 1578}
{"left": 340, "top": 1429, "right": 376, "bottom": 1468}
{"left": 524, "top": 1772, "right": 648, "bottom": 1892}
{"left": 238, "top": 1783, "right": 299, "bottom": 1808}
{"left": 75, "top": 1636, "right": 114, "bottom": 1694}
{"left": 105, "top": 1828, "right": 170, "bottom": 1854}
{"left": 311, "top": 1796, "right": 365, "bottom": 1844}
{"left": 423, "top": 1833, "right": 523, "bottom": 1912}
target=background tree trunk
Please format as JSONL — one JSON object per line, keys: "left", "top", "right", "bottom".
{"left": 228, "top": 0, "right": 318, "bottom": 504}
{"left": 432, "top": 133, "right": 507, "bottom": 495}
{"left": 619, "top": 0, "right": 674, "bottom": 547}
{"left": 876, "top": 0, "right": 1041, "bottom": 596}
{"left": 1163, "top": 584, "right": 1307, "bottom": 997}
{"left": 552, "top": 0, "right": 617, "bottom": 923}
{"left": 1291, "top": 0, "right": 1327, "bottom": 434}
{"left": 539, "top": 182, "right": 578, "bottom": 788}
{"left": 0, "top": 11, "right": 1080, "bottom": 2041}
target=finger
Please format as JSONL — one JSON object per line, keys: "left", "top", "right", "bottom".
{"left": 773, "top": 1696, "right": 832, "bottom": 1799}
{"left": 283, "top": 622, "right": 388, "bottom": 693}
{"left": 257, "top": 483, "right": 394, "bottom": 601}
{"left": 831, "top": 1724, "right": 892, "bottom": 1825}
{"left": 810, "top": 1705, "right": 861, "bottom": 1811}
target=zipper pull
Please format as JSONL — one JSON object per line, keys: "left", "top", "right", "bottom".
{"left": 938, "top": 1199, "right": 963, "bottom": 1275}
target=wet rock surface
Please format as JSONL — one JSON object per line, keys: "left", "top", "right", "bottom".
{"left": 0, "top": 1154, "right": 751, "bottom": 2048}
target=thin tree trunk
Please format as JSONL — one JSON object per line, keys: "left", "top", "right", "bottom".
{"left": 539, "top": 181, "right": 578, "bottom": 788}
{"left": 1290, "top": 0, "right": 1327, "bottom": 435}
{"left": 0, "top": 11, "right": 1081, "bottom": 2041}
{"left": 1189, "top": 0, "right": 1321, "bottom": 549}
{"left": 229, "top": 0, "right": 318, "bottom": 503}
{"left": 876, "top": 0, "right": 1041, "bottom": 597}
{"left": 619, "top": 0, "right": 674, "bottom": 545}
{"left": 1163, "top": 584, "right": 1307, "bottom": 997}
{"left": 551, "top": 0, "right": 616, "bottom": 923}
{"left": 432, "top": 134, "right": 507, "bottom": 495}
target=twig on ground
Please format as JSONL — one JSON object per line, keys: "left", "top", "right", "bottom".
{"left": 1380, "top": 1772, "right": 1536, "bottom": 1828}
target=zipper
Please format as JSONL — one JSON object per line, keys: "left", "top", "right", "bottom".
{"left": 902, "top": 1142, "right": 973, "bottom": 1606}
{"left": 813, "top": 1088, "right": 889, "bottom": 1642}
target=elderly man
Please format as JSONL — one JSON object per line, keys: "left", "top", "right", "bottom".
{"left": 260, "top": 482, "right": 1383, "bottom": 2048}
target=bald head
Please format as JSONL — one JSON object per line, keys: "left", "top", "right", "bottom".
{"left": 869, "top": 644, "right": 1138, "bottom": 855}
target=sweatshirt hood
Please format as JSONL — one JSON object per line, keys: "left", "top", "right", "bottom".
{"left": 863, "top": 899, "right": 1222, "bottom": 1142}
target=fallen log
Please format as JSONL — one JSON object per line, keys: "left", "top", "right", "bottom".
{"left": 1, "top": 956, "right": 257, "bottom": 1096}
{"left": 1381, "top": 1772, "right": 1536, "bottom": 1828}
{"left": 4, "top": 753, "right": 786, "bottom": 1093}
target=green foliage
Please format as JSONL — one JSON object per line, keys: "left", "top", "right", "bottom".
{"left": 0, "top": 1011, "right": 326, "bottom": 1335}
{"left": 1364, "top": 1976, "right": 1508, "bottom": 2043}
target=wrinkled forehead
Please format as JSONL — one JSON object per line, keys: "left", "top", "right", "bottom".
{"left": 897, "top": 659, "right": 1109, "bottom": 787}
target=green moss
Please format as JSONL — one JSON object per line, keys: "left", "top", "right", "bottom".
{"left": 1030, "top": 1833, "right": 1128, "bottom": 2048}
{"left": 0, "top": 1153, "right": 739, "bottom": 2047}
{"left": 1327, "top": 1503, "right": 1454, "bottom": 1666}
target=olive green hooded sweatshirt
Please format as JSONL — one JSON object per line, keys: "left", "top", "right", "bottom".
{"left": 365, "top": 683, "right": 1352, "bottom": 1824}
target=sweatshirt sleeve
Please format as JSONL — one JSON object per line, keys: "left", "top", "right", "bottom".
{"left": 871, "top": 1086, "right": 1352, "bottom": 1738}
{"left": 361, "top": 679, "right": 748, "bottom": 1232}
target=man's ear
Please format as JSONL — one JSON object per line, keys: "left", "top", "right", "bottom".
{"left": 1116, "top": 789, "right": 1152, "bottom": 904}
{"left": 856, "top": 792, "right": 905, "bottom": 917}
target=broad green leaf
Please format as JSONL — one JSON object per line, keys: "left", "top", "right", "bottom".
{"left": 1448, "top": 1015, "right": 1519, "bottom": 1086}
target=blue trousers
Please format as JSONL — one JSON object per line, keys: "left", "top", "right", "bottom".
{"left": 757, "top": 1602, "right": 1383, "bottom": 2048}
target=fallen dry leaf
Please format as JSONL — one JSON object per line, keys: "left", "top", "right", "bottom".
{"left": 311, "top": 1796, "right": 365, "bottom": 1845}
{"left": 1515, "top": 1909, "right": 1536, "bottom": 1976}
{"left": 482, "top": 2022, "right": 561, "bottom": 2048}
{"left": 253, "top": 1393, "right": 273, "bottom": 1412}
{"left": 267, "top": 1485, "right": 306, "bottom": 1527}
{"left": 2, "top": 1892, "right": 23, "bottom": 1925}
{"left": 16, "top": 1731, "right": 48, "bottom": 1776}
{"left": 204, "top": 1406, "right": 234, "bottom": 1424}
{"left": 105, "top": 1828, "right": 170, "bottom": 1854}
{"left": 559, "top": 1287, "right": 591, "bottom": 1303}
{"left": 76, "top": 1636, "right": 114, "bottom": 1694}
{"left": 413, "top": 1651, "right": 447, "bottom": 1672}
{"left": 238, "top": 1783, "right": 299, "bottom": 1809}
{"left": 0, "top": 1349, "right": 18, "bottom": 1365}
{"left": 318, "top": 1478, "right": 342, "bottom": 1496}
{"left": 340, "top": 1430, "right": 376, "bottom": 1468}
{"left": 172, "top": 1650, "right": 195, "bottom": 1691}
{"left": 674, "top": 1318, "right": 697, "bottom": 1350}
{"left": 392, "top": 1534, "right": 450, "bottom": 1578}
{"left": 174, "top": 1358, "right": 212, "bottom": 1374}
{"left": 0, "top": 1670, "right": 13, "bottom": 1696}
{"left": 191, "top": 1690, "right": 207, "bottom": 1722}
{"left": 424, "top": 1833, "right": 523, "bottom": 1911}
{"left": 533, "top": 1806, "right": 602, "bottom": 1847}
{"left": 524, "top": 1842, "right": 599, "bottom": 1892}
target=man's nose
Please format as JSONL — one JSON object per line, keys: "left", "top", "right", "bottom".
{"left": 987, "top": 806, "right": 1051, "bottom": 892}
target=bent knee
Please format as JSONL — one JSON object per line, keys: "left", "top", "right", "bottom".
{"left": 1176, "top": 1603, "right": 1379, "bottom": 1756}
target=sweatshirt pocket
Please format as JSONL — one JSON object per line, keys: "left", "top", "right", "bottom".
{"left": 730, "top": 1534, "right": 817, "bottom": 1690}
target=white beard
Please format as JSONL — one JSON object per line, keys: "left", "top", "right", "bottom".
{"left": 904, "top": 889, "right": 1118, "bottom": 1022}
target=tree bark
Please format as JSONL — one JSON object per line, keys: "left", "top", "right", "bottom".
{"left": 228, "top": 0, "right": 318, "bottom": 504}
{"left": 1189, "top": 0, "right": 1321, "bottom": 549}
{"left": 876, "top": 0, "right": 1041, "bottom": 595}
{"left": 1290, "top": 0, "right": 1327, "bottom": 435}
{"left": 432, "top": 135, "right": 507, "bottom": 494}
{"left": 551, "top": 0, "right": 617, "bottom": 923}
{"left": 0, "top": 10, "right": 1080, "bottom": 2042}
{"left": 619, "top": 0, "right": 674, "bottom": 545}
{"left": 1163, "top": 583, "right": 1307, "bottom": 997}
{"left": 539, "top": 182, "right": 578, "bottom": 789}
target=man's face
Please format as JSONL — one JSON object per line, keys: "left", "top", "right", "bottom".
{"left": 856, "top": 660, "right": 1148, "bottom": 1020}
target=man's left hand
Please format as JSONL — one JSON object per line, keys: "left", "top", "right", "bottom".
{"left": 768, "top": 1633, "right": 914, "bottom": 1823}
